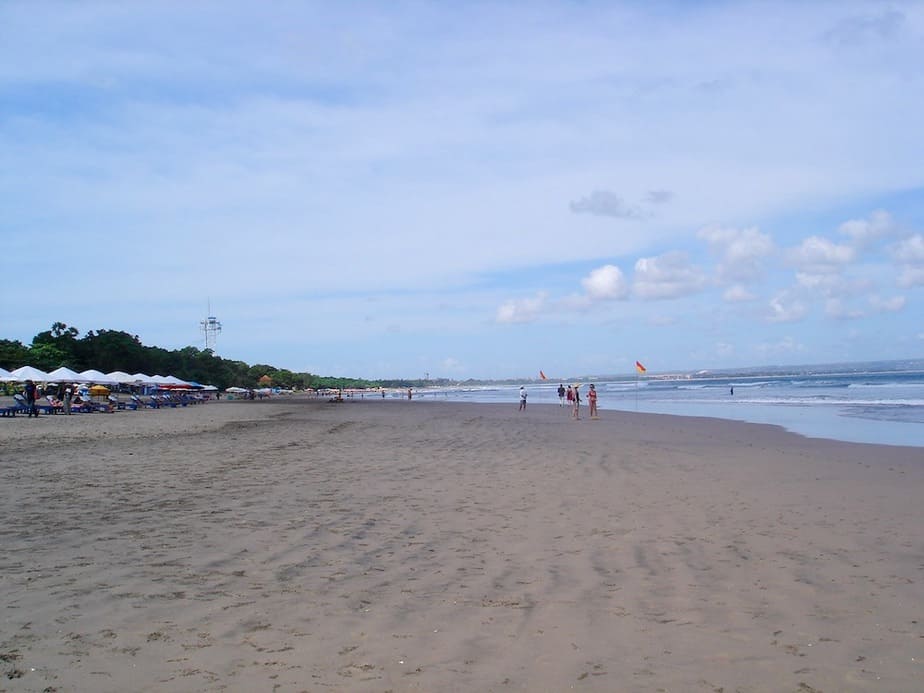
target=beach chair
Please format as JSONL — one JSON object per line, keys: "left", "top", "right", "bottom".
{"left": 43, "top": 395, "right": 64, "bottom": 414}
{"left": 113, "top": 394, "right": 138, "bottom": 410}
{"left": 12, "top": 394, "right": 35, "bottom": 416}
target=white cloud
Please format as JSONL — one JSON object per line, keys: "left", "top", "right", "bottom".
{"left": 890, "top": 233, "right": 924, "bottom": 263}
{"left": 838, "top": 209, "right": 894, "bottom": 246}
{"left": 569, "top": 190, "right": 644, "bottom": 219}
{"left": 632, "top": 251, "right": 706, "bottom": 300}
{"left": 581, "top": 264, "right": 629, "bottom": 300}
{"left": 825, "top": 298, "right": 864, "bottom": 320}
{"left": 869, "top": 295, "right": 906, "bottom": 313}
{"left": 698, "top": 225, "right": 775, "bottom": 283}
{"left": 897, "top": 266, "right": 924, "bottom": 288}
{"left": 495, "top": 293, "right": 547, "bottom": 324}
{"left": 723, "top": 285, "right": 756, "bottom": 302}
{"left": 795, "top": 272, "right": 871, "bottom": 298}
{"left": 890, "top": 234, "right": 924, "bottom": 287}
{"left": 755, "top": 336, "right": 805, "bottom": 356}
{"left": 766, "top": 292, "right": 808, "bottom": 323}
{"left": 788, "top": 236, "right": 856, "bottom": 273}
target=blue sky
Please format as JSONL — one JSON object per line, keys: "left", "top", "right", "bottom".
{"left": 2, "top": 1, "right": 923, "bottom": 380}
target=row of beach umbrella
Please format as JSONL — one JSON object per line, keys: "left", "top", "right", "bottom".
{"left": 0, "top": 365, "right": 207, "bottom": 389}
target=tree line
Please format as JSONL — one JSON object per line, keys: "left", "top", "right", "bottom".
{"left": 0, "top": 322, "right": 391, "bottom": 391}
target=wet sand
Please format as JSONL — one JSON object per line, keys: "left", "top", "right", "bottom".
{"left": 1, "top": 398, "right": 922, "bottom": 692}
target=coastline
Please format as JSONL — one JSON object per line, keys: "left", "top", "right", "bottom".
{"left": 2, "top": 399, "right": 922, "bottom": 691}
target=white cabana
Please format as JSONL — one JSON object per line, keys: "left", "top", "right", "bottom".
{"left": 131, "top": 373, "right": 155, "bottom": 384}
{"left": 11, "top": 365, "right": 49, "bottom": 381}
{"left": 149, "top": 374, "right": 171, "bottom": 386}
{"left": 79, "top": 369, "right": 116, "bottom": 384}
{"left": 0, "top": 366, "right": 14, "bottom": 382}
{"left": 46, "top": 366, "right": 84, "bottom": 383}
{"left": 161, "top": 375, "right": 191, "bottom": 387}
{"left": 106, "top": 371, "right": 138, "bottom": 384}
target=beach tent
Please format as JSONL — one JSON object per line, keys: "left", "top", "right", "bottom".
{"left": 11, "top": 365, "right": 49, "bottom": 381}
{"left": 225, "top": 386, "right": 248, "bottom": 393}
{"left": 46, "top": 366, "right": 84, "bottom": 383}
{"left": 131, "top": 373, "right": 155, "bottom": 385}
{"left": 106, "top": 371, "right": 138, "bottom": 385}
{"left": 79, "top": 369, "right": 115, "bottom": 384}
{"left": 0, "top": 367, "right": 14, "bottom": 382}
{"left": 162, "top": 375, "right": 191, "bottom": 388}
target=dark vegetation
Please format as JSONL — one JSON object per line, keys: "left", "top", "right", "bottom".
{"left": 0, "top": 322, "right": 408, "bottom": 391}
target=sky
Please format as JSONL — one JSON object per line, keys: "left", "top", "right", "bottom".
{"left": 2, "top": 1, "right": 923, "bottom": 380}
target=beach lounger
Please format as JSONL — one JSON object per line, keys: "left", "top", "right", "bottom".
{"left": 12, "top": 394, "right": 36, "bottom": 416}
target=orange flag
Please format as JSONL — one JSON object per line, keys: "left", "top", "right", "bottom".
{"left": 539, "top": 370, "right": 548, "bottom": 380}
{"left": 635, "top": 361, "right": 647, "bottom": 373}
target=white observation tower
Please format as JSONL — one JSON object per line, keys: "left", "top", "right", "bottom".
{"left": 200, "top": 304, "right": 222, "bottom": 351}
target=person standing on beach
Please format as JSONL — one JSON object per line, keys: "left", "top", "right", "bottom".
{"left": 566, "top": 385, "right": 574, "bottom": 409}
{"left": 572, "top": 384, "right": 581, "bottom": 420}
{"left": 63, "top": 387, "right": 73, "bottom": 415}
{"left": 519, "top": 386, "right": 527, "bottom": 411}
{"left": 557, "top": 383, "right": 566, "bottom": 406}
{"left": 24, "top": 379, "right": 38, "bottom": 418}
{"left": 588, "top": 383, "right": 598, "bottom": 419}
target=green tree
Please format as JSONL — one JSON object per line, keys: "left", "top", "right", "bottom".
{"left": 0, "top": 339, "right": 31, "bottom": 370}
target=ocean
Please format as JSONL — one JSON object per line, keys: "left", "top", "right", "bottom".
{"left": 409, "top": 363, "right": 924, "bottom": 448}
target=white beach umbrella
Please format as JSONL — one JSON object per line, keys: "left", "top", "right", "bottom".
{"left": 0, "top": 366, "right": 15, "bottom": 382}
{"left": 11, "top": 365, "right": 49, "bottom": 381}
{"left": 162, "top": 375, "right": 190, "bottom": 387}
{"left": 46, "top": 366, "right": 84, "bottom": 382}
{"left": 79, "top": 369, "right": 116, "bottom": 384}
{"left": 106, "top": 371, "right": 138, "bottom": 384}
{"left": 131, "top": 373, "right": 155, "bottom": 384}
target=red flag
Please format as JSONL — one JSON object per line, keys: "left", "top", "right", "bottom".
{"left": 635, "top": 361, "right": 647, "bottom": 373}
{"left": 539, "top": 370, "right": 548, "bottom": 380}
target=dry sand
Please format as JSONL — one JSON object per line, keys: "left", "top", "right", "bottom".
{"left": 1, "top": 398, "right": 922, "bottom": 692}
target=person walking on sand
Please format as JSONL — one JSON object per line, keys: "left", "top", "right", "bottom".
{"left": 588, "top": 383, "right": 598, "bottom": 419}
{"left": 519, "top": 386, "right": 527, "bottom": 411}
{"left": 566, "top": 385, "right": 574, "bottom": 410}
{"left": 63, "top": 386, "right": 73, "bottom": 415}
{"left": 24, "top": 379, "right": 39, "bottom": 418}
{"left": 572, "top": 384, "right": 581, "bottom": 420}
{"left": 557, "top": 383, "right": 566, "bottom": 406}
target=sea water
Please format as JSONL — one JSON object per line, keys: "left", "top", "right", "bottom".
{"left": 412, "top": 365, "right": 924, "bottom": 448}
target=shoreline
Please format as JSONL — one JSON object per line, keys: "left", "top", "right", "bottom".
{"left": 2, "top": 399, "right": 922, "bottom": 691}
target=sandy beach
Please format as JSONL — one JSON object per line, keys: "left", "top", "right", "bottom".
{"left": 1, "top": 398, "right": 922, "bottom": 692}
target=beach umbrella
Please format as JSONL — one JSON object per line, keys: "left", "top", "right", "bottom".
{"left": 0, "top": 366, "right": 14, "bottom": 382}
{"left": 46, "top": 366, "right": 84, "bottom": 382}
{"left": 89, "top": 385, "right": 110, "bottom": 395}
{"left": 11, "top": 365, "right": 49, "bottom": 381}
{"left": 106, "top": 371, "right": 137, "bottom": 384}
{"left": 162, "top": 375, "right": 191, "bottom": 388}
{"left": 79, "top": 369, "right": 115, "bottom": 384}
{"left": 131, "top": 373, "right": 155, "bottom": 384}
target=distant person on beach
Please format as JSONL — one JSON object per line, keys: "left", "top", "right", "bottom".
{"left": 24, "top": 379, "right": 38, "bottom": 418}
{"left": 63, "top": 387, "right": 73, "bottom": 415}
{"left": 407, "top": 388, "right": 412, "bottom": 400}
{"left": 566, "top": 385, "right": 574, "bottom": 408}
{"left": 519, "top": 386, "right": 527, "bottom": 411}
{"left": 557, "top": 383, "right": 566, "bottom": 406}
{"left": 588, "top": 384, "right": 598, "bottom": 418}
{"left": 572, "top": 385, "right": 581, "bottom": 420}
{"left": 730, "top": 386, "right": 734, "bottom": 396}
